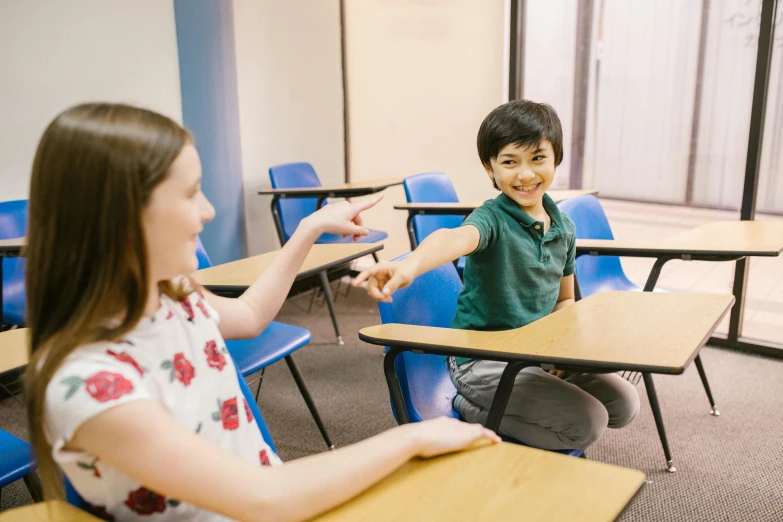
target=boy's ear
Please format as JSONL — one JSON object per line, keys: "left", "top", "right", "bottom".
{"left": 483, "top": 163, "right": 499, "bottom": 190}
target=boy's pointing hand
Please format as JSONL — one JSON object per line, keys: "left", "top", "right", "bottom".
{"left": 352, "top": 261, "right": 415, "bottom": 302}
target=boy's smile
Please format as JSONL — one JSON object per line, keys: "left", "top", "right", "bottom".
{"left": 485, "top": 140, "right": 556, "bottom": 214}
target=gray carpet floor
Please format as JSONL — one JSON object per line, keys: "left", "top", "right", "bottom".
{"left": 2, "top": 285, "right": 783, "bottom": 521}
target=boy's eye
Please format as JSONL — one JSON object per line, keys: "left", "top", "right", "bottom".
{"left": 533, "top": 155, "right": 546, "bottom": 161}
{"left": 502, "top": 160, "right": 516, "bottom": 166}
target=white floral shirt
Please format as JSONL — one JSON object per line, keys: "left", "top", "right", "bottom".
{"left": 44, "top": 280, "right": 281, "bottom": 521}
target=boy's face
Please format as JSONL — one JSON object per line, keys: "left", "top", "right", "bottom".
{"left": 484, "top": 140, "right": 556, "bottom": 212}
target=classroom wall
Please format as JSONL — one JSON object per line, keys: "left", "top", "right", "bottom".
{"left": 343, "top": 0, "right": 508, "bottom": 261}
{"left": 0, "top": 0, "right": 183, "bottom": 201}
{"left": 233, "top": 0, "right": 346, "bottom": 256}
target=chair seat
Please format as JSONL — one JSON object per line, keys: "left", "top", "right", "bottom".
{"left": 315, "top": 229, "right": 387, "bottom": 244}
{"left": 2, "top": 258, "right": 26, "bottom": 326}
{"left": 0, "top": 429, "right": 36, "bottom": 487}
{"left": 227, "top": 322, "right": 311, "bottom": 377}
{"left": 397, "top": 352, "right": 583, "bottom": 457}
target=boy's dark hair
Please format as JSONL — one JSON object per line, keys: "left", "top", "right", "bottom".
{"left": 477, "top": 100, "right": 563, "bottom": 188}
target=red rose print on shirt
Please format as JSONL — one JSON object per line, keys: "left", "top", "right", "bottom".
{"left": 106, "top": 350, "right": 144, "bottom": 376}
{"left": 259, "top": 449, "right": 272, "bottom": 466}
{"left": 84, "top": 502, "right": 114, "bottom": 521}
{"left": 212, "top": 397, "right": 239, "bottom": 430}
{"left": 244, "top": 398, "right": 253, "bottom": 423}
{"left": 196, "top": 300, "right": 210, "bottom": 319}
{"left": 60, "top": 372, "right": 135, "bottom": 403}
{"left": 161, "top": 353, "right": 195, "bottom": 385}
{"left": 124, "top": 487, "right": 167, "bottom": 516}
{"left": 165, "top": 309, "right": 174, "bottom": 320}
{"left": 204, "top": 340, "right": 227, "bottom": 371}
{"left": 180, "top": 298, "right": 195, "bottom": 322}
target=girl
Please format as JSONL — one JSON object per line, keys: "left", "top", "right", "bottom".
{"left": 24, "top": 103, "right": 499, "bottom": 521}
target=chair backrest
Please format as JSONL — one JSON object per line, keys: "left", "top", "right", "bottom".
{"left": 66, "top": 365, "right": 277, "bottom": 510}
{"left": 377, "top": 253, "right": 463, "bottom": 422}
{"left": 403, "top": 173, "right": 464, "bottom": 247}
{"left": 557, "top": 195, "right": 634, "bottom": 297}
{"left": 0, "top": 200, "right": 27, "bottom": 240}
{"left": 195, "top": 237, "right": 213, "bottom": 270}
{"left": 268, "top": 162, "right": 322, "bottom": 244}
{"left": 1, "top": 200, "right": 28, "bottom": 325}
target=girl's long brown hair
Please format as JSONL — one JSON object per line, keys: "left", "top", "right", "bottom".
{"left": 25, "top": 103, "right": 191, "bottom": 499}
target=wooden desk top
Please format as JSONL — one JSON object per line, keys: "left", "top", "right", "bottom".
{"left": 192, "top": 243, "right": 383, "bottom": 289}
{"left": 393, "top": 189, "right": 599, "bottom": 212}
{"left": 315, "top": 442, "right": 644, "bottom": 522}
{"left": 0, "top": 328, "right": 28, "bottom": 374}
{"left": 360, "top": 292, "right": 734, "bottom": 374}
{"left": 258, "top": 177, "right": 403, "bottom": 197}
{"left": 576, "top": 221, "right": 783, "bottom": 258}
{"left": 1, "top": 445, "right": 643, "bottom": 522}
{"left": 0, "top": 236, "right": 25, "bottom": 256}
{"left": 0, "top": 500, "right": 101, "bottom": 521}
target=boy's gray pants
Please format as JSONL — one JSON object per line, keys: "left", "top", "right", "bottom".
{"left": 448, "top": 357, "right": 640, "bottom": 450}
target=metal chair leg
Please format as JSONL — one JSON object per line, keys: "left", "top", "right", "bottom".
{"left": 372, "top": 252, "right": 380, "bottom": 263}
{"left": 284, "top": 355, "right": 335, "bottom": 450}
{"left": 23, "top": 471, "right": 44, "bottom": 502}
{"left": 318, "top": 271, "right": 343, "bottom": 345}
{"left": 694, "top": 354, "right": 719, "bottom": 416}
{"left": 253, "top": 368, "right": 267, "bottom": 403}
{"left": 643, "top": 373, "right": 676, "bottom": 472}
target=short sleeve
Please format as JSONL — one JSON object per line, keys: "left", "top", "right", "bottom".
{"left": 562, "top": 216, "right": 576, "bottom": 277}
{"left": 462, "top": 202, "right": 499, "bottom": 255}
{"left": 45, "top": 350, "right": 156, "bottom": 463}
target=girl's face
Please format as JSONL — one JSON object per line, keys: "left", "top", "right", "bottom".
{"left": 142, "top": 144, "right": 215, "bottom": 282}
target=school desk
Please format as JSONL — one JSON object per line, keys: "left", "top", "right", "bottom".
{"left": 193, "top": 243, "right": 384, "bottom": 344}
{"left": 0, "top": 327, "right": 27, "bottom": 375}
{"left": 0, "top": 444, "right": 644, "bottom": 522}
{"left": 575, "top": 220, "right": 783, "bottom": 468}
{"left": 259, "top": 177, "right": 403, "bottom": 246}
{"left": 359, "top": 291, "right": 734, "bottom": 472}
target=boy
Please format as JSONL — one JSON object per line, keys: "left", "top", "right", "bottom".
{"left": 354, "top": 100, "right": 639, "bottom": 450}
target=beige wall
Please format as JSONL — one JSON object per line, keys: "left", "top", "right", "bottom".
{"left": 0, "top": 0, "right": 182, "bottom": 202}
{"left": 344, "top": 0, "right": 508, "bottom": 261}
{"left": 233, "top": 0, "right": 346, "bottom": 255}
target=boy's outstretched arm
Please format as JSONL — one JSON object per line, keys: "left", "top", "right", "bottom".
{"left": 353, "top": 225, "right": 480, "bottom": 302}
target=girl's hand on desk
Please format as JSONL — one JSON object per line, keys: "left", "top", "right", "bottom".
{"left": 403, "top": 417, "right": 501, "bottom": 458}
{"left": 352, "top": 261, "right": 416, "bottom": 302}
{"left": 304, "top": 194, "right": 383, "bottom": 241}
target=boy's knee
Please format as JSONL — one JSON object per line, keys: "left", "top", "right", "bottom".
{"left": 563, "top": 399, "right": 608, "bottom": 449}
{"left": 608, "top": 386, "right": 640, "bottom": 429}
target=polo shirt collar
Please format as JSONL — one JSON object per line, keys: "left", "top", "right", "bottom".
{"left": 495, "top": 192, "right": 565, "bottom": 233}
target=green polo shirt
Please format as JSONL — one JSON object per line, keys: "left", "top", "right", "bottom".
{"left": 451, "top": 192, "right": 576, "bottom": 365}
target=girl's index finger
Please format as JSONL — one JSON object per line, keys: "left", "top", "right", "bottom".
{"left": 354, "top": 193, "right": 384, "bottom": 212}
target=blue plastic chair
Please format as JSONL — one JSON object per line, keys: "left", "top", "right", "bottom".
{"left": 196, "top": 239, "right": 333, "bottom": 449}
{"left": 0, "top": 199, "right": 27, "bottom": 326}
{"left": 0, "top": 428, "right": 43, "bottom": 503}
{"left": 556, "top": 195, "right": 642, "bottom": 297}
{"left": 377, "top": 253, "right": 582, "bottom": 457}
{"left": 268, "top": 162, "right": 388, "bottom": 247}
{"left": 402, "top": 173, "right": 466, "bottom": 276}
{"left": 66, "top": 365, "right": 277, "bottom": 514}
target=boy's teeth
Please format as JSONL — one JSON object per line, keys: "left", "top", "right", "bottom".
{"left": 517, "top": 184, "right": 538, "bottom": 191}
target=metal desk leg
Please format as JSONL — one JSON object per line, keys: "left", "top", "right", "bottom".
{"left": 406, "top": 213, "right": 418, "bottom": 250}
{"left": 318, "top": 271, "right": 343, "bottom": 345}
{"left": 643, "top": 372, "right": 676, "bottom": 472}
{"left": 484, "top": 361, "right": 529, "bottom": 432}
{"left": 694, "top": 355, "right": 719, "bottom": 416}
{"left": 383, "top": 347, "right": 410, "bottom": 424}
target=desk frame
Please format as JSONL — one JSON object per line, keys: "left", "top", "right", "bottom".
{"left": 574, "top": 242, "right": 779, "bottom": 472}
